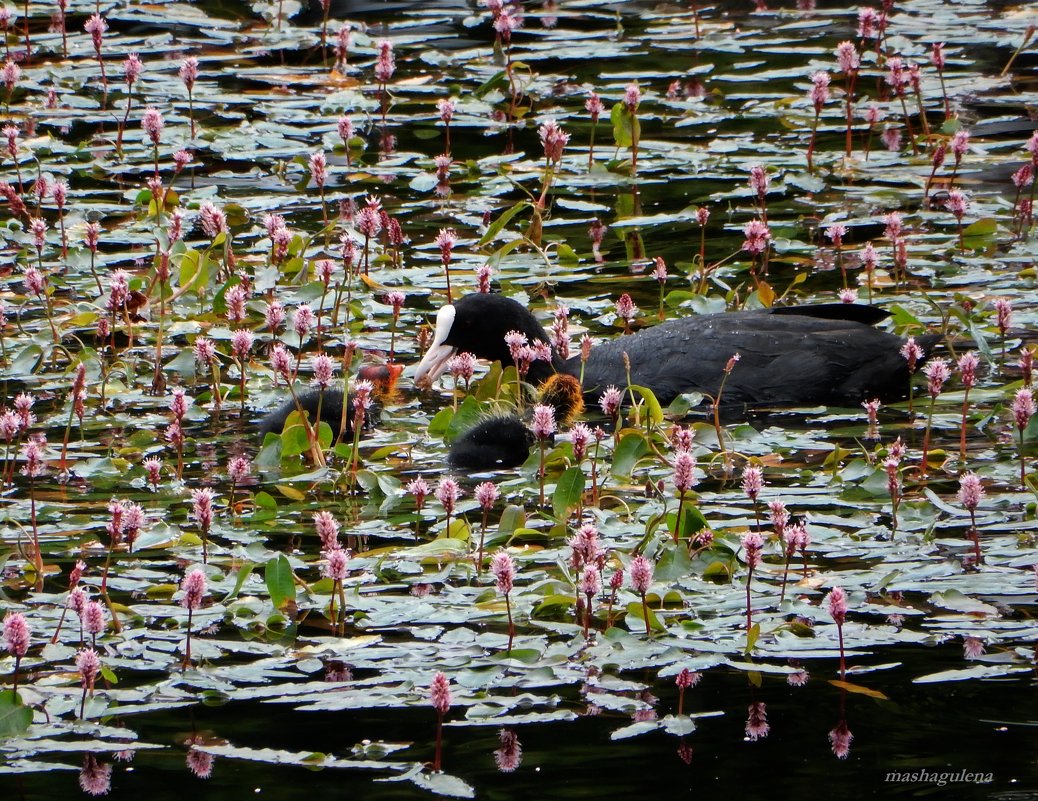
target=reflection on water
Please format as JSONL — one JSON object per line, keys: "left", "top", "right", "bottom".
{"left": 3, "top": 0, "right": 1038, "bottom": 798}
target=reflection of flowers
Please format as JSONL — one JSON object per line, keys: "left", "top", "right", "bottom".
{"left": 494, "top": 728, "right": 522, "bottom": 772}
{"left": 187, "top": 747, "right": 214, "bottom": 779}
{"left": 745, "top": 701, "right": 769, "bottom": 741}
{"left": 828, "top": 720, "right": 853, "bottom": 759}
{"left": 79, "top": 754, "right": 112, "bottom": 796}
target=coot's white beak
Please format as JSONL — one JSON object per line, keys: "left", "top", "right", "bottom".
{"left": 414, "top": 304, "right": 457, "bottom": 389}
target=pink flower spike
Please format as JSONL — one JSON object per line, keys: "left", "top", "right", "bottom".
{"left": 957, "top": 472, "right": 984, "bottom": 513}
{"left": 748, "top": 164, "right": 768, "bottom": 198}
{"left": 430, "top": 671, "right": 451, "bottom": 715}
{"left": 531, "top": 404, "right": 556, "bottom": 440}
{"left": 835, "top": 41, "right": 859, "bottom": 73}
{"left": 538, "top": 119, "right": 569, "bottom": 164}
{"left": 624, "top": 82, "right": 640, "bottom": 112}
{"left": 923, "top": 357, "right": 950, "bottom": 398}
{"left": 228, "top": 456, "right": 251, "bottom": 484}
{"left": 181, "top": 568, "right": 207, "bottom": 610}
{"left": 83, "top": 601, "right": 106, "bottom": 637}
{"left": 123, "top": 53, "right": 143, "bottom": 85}
{"left": 585, "top": 90, "right": 604, "bottom": 120}
{"left": 673, "top": 451, "right": 697, "bottom": 493}
{"left": 374, "top": 38, "right": 395, "bottom": 84}
{"left": 3, "top": 612, "right": 30, "bottom": 657}
{"left": 491, "top": 550, "right": 515, "bottom": 594}
{"left": 931, "top": 42, "right": 946, "bottom": 69}
{"left": 1013, "top": 387, "right": 1035, "bottom": 432}
{"left": 436, "top": 477, "right": 461, "bottom": 516}
{"left": 745, "top": 701, "right": 769, "bottom": 741}
{"left": 994, "top": 298, "right": 1012, "bottom": 335}
{"left": 179, "top": 57, "right": 199, "bottom": 90}
{"left": 829, "top": 721, "right": 853, "bottom": 759}
{"left": 629, "top": 555, "right": 653, "bottom": 594}
{"left": 191, "top": 487, "right": 216, "bottom": 531}
{"left": 615, "top": 293, "right": 638, "bottom": 324}
{"left": 741, "top": 464, "right": 764, "bottom": 501}
{"left": 825, "top": 586, "right": 847, "bottom": 625}
{"left": 599, "top": 385, "right": 622, "bottom": 418}
{"left": 741, "top": 531, "right": 764, "bottom": 569}
{"left": 945, "top": 189, "right": 969, "bottom": 220}
{"left": 475, "top": 480, "right": 498, "bottom": 510}
{"left": 322, "top": 545, "right": 350, "bottom": 582}
{"left": 810, "top": 70, "right": 831, "bottom": 110}
{"left": 900, "top": 337, "right": 924, "bottom": 372}
{"left": 957, "top": 351, "right": 979, "bottom": 388}
{"left": 76, "top": 647, "right": 101, "bottom": 688}
{"left": 309, "top": 151, "right": 328, "bottom": 188}
{"left": 963, "top": 636, "right": 985, "bottom": 660}
{"left": 142, "top": 107, "right": 164, "bottom": 146}
{"left": 436, "top": 97, "right": 456, "bottom": 124}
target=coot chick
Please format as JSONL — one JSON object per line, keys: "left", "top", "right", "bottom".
{"left": 259, "top": 388, "right": 356, "bottom": 440}
{"left": 259, "top": 364, "right": 400, "bottom": 440}
{"left": 448, "top": 415, "right": 535, "bottom": 469}
{"left": 415, "top": 293, "right": 941, "bottom": 408}
{"left": 447, "top": 374, "right": 585, "bottom": 470}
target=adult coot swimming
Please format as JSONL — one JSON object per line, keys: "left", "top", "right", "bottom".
{"left": 415, "top": 293, "right": 940, "bottom": 408}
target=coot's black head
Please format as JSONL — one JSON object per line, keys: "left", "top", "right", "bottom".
{"left": 447, "top": 414, "right": 535, "bottom": 470}
{"left": 414, "top": 293, "right": 555, "bottom": 388}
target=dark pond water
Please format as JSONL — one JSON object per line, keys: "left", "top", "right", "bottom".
{"left": 3, "top": 0, "right": 1038, "bottom": 798}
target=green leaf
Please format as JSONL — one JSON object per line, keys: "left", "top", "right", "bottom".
{"left": 177, "top": 248, "right": 207, "bottom": 297}
{"left": 745, "top": 622, "right": 761, "bottom": 654}
{"left": 445, "top": 396, "right": 484, "bottom": 444}
{"left": 0, "top": 689, "right": 32, "bottom": 737}
{"left": 277, "top": 411, "right": 313, "bottom": 457}
{"left": 479, "top": 201, "right": 531, "bottom": 247}
{"left": 441, "top": 518, "right": 470, "bottom": 543}
{"left": 667, "top": 503, "right": 708, "bottom": 541}
{"left": 961, "top": 217, "right": 996, "bottom": 237}
{"left": 556, "top": 243, "right": 579, "bottom": 264}
{"left": 9, "top": 343, "right": 44, "bottom": 376}
{"left": 611, "top": 432, "right": 649, "bottom": 478}
{"left": 628, "top": 385, "right": 664, "bottom": 426}
{"left": 624, "top": 600, "right": 664, "bottom": 632}
{"left": 427, "top": 406, "right": 454, "bottom": 439}
{"left": 473, "top": 69, "right": 509, "bottom": 99}
{"left": 552, "top": 466, "right": 585, "bottom": 519}
{"left": 887, "top": 303, "right": 924, "bottom": 329}
{"left": 497, "top": 504, "right": 526, "bottom": 537}
{"left": 254, "top": 491, "right": 277, "bottom": 510}
{"left": 610, "top": 102, "right": 640, "bottom": 148}
{"left": 654, "top": 542, "right": 693, "bottom": 581}
{"left": 265, "top": 554, "right": 295, "bottom": 610}
{"left": 224, "top": 561, "right": 257, "bottom": 602}
{"left": 474, "top": 361, "right": 505, "bottom": 401}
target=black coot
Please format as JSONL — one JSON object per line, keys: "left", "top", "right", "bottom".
{"left": 447, "top": 415, "right": 535, "bottom": 470}
{"left": 259, "top": 388, "right": 357, "bottom": 440}
{"left": 259, "top": 364, "right": 401, "bottom": 440}
{"left": 447, "top": 374, "right": 585, "bottom": 470}
{"left": 415, "top": 293, "right": 941, "bottom": 408}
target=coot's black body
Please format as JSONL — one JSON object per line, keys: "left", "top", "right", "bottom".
{"left": 415, "top": 293, "right": 941, "bottom": 408}
{"left": 259, "top": 388, "right": 373, "bottom": 440}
